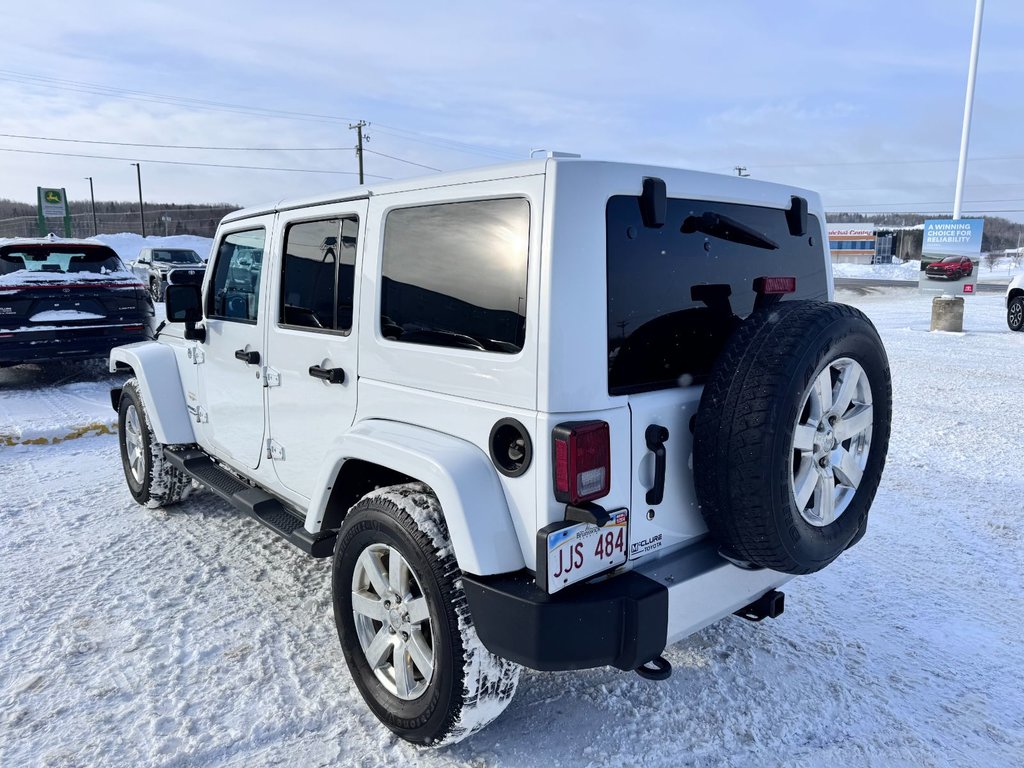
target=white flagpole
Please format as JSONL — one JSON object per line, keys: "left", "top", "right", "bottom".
{"left": 953, "top": 0, "right": 985, "bottom": 220}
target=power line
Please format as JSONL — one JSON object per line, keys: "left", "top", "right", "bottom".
{"left": 0, "top": 69, "right": 518, "bottom": 161}
{"left": 825, "top": 197, "right": 1024, "bottom": 208}
{"left": 0, "top": 132, "right": 353, "bottom": 152}
{"left": 0, "top": 133, "right": 448, "bottom": 174}
{"left": 362, "top": 148, "right": 442, "bottom": 172}
{"left": 733, "top": 155, "right": 1024, "bottom": 171}
{"left": 0, "top": 146, "right": 392, "bottom": 178}
{"left": 0, "top": 69, "right": 360, "bottom": 125}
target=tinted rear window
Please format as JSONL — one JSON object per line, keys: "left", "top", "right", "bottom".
{"left": 607, "top": 195, "right": 827, "bottom": 395}
{"left": 0, "top": 246, "right": 124, "bottom": 275}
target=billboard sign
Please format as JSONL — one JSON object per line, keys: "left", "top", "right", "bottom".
{"left": 919, "top": 218, "right": 984, "bottom": 295}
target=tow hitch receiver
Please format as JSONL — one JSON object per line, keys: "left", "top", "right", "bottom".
{"left": 734, "top": 590, "right": 785, "bottom": 622}
{"left": 635, "top": 655, "right": 672, "bottom": 681}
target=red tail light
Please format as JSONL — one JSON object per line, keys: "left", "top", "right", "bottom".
{"left": 552, "top": 421, "right": 610, "bottom": 504}
{"left": 753, "top": 276, "right": 796, "bottom": 295}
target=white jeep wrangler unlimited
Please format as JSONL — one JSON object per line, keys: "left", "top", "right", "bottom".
{"left": 110, "top": 157, "right": 891, "bottom": 746}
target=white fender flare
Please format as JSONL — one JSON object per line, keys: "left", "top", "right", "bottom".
{"left": 307, "top": 420, "right": 526, "bottom": 577}
{"left": 109, "top": 341, "right": 195, "bottom": 445}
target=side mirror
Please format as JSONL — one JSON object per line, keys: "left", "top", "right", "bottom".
{"left": 165, "top": 284, "right": 206, "bottom": 342}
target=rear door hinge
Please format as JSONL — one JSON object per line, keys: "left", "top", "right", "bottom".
{"left": 266, "top": 438, "right": 284, "bottom": 460}
{"left": 262, "top": 366, "right": 281, "bottom": 387}
{"left": 188, "top": 346, "right": 205, "bottom": 365}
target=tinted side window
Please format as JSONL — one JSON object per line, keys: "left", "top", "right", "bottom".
{"left": 380, "top": 198, "right": 530, "bottom": 354}
{"left": 208, "top": 228, "right": 265, "bottom": 323}
{"left": 280, "top": 217, "right": 358, "bottom": 333}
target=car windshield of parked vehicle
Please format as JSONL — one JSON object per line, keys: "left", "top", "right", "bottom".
{"left": 0, "top": 246, "right": 125, "bottom": 276}
{"left": 940, "top": 256, "right": 963, "bottom": 263}
{"left": 152, "top": 249, "right": 203, "bottom": 265}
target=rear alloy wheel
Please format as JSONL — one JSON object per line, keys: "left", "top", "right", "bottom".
{"left": 333, "top": 483, "right": 520, "bottom": 746}
{"left": 1008, "top": 296, "right": 1024, "bottom": 332}
{"left": 693, "top": 301, "right": 892, "bottom": 574}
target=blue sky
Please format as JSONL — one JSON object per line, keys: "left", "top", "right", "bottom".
{"left": 2, "top": 1, "right": 1022, "bottom": 221}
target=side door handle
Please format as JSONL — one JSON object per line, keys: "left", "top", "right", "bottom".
{"left": 645, "top": 424, "right": 669, "bottom": 506}
{"left": 234, "top": 349, "right": 260, "bottom": 365}
{"left": 309, "top": 365, "right": 345, "bottom": 384}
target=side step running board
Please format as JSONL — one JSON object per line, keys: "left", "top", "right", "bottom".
{"left": 164, "top": 447, "right": 336, "bottom": 558}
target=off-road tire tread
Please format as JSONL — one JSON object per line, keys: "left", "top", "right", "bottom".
{"left": 693, "top": 301, "right": 891, "bottom": 574}
{"left": 334, "top": 483, "right": 520, "bottom": 747}
{"left": 118, "top": 378, "right": 192, "bottom": 508}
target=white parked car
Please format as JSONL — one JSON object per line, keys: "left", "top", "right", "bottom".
{"left": 1006, "top": 274, "right": 1023, "bottom": 331}
{"left": 109, "top": 157, "right": 892, "bottom": 745}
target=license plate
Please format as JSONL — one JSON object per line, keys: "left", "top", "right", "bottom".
{"left": 543, "top": 510, "right": 628, "bottom": 594}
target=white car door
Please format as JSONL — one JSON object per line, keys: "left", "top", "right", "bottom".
{"left": 197, "top": 219, "right": 273, "bottom": 470}
{"left": 265, "top": 202, "right": 366, "bottom": 498}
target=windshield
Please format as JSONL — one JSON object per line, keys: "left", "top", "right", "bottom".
{"left": 607, "top": 195, "right": 828, "bottom": 395}
{"left": 0, "top": 245, "right": 125, "bottom": 276}
{"left": 152, "top": 249, "right": 202, "bottom": 264}
{"left": 940, "top": 256, "right": 963, "bottom": 263}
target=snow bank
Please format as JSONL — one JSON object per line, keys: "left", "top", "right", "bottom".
{"left": 0, "top": 377, "right": 122, "bottom": 446}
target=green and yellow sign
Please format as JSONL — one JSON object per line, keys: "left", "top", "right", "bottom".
{"left": 37, "top": 186, "right": 72, "bottom": 237}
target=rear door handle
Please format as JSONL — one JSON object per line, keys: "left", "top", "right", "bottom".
{"left": 645, "top": 424, "right": 669, "bottom": 506}
{"left": 234, "top": 349, "right": 260, "bottom": 365}
{"left": 309, "top": 365, "right": 345, "bottom": 384}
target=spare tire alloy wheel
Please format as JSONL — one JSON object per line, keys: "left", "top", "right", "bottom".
{"left": 791, "top": 357, "right": 873, "bottom": 527}
{"left": 693, "top": 301, "right": 892, "bottom": 575}
{"left": 1008, "top": 296, "right": 1024, "bottom": 331}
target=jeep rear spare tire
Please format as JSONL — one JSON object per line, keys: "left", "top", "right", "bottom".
{"left": 693, "top": 301, "right": 892, "bottom": 574}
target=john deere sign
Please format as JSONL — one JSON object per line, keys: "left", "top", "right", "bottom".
{"left": 37, "top": 186, "right": 72, "bottom": 237}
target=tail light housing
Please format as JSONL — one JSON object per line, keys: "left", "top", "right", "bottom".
{"left": 552, "top": 421, "right": 610, "bottom": 504}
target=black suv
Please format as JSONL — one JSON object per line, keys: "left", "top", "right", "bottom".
{"left": 0, "top": 238, "right": 152, "bottom": 366}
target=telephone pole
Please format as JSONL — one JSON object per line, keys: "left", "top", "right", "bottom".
{"left": 349, "top": 120, "right": 369, "bottom": 184}
{"left": 130, "top": 162, "right": 146, "bottom": 237}
{"left": 734, "top": 166, "right": 750, "bottom": 177}
{"left": 84, "top": 176, "right": 98, "bottom": 236}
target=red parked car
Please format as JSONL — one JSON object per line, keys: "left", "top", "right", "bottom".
{"left": 925, "top": 255, "right": 974, "bottom": 280}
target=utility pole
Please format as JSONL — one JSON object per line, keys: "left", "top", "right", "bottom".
{"left": 349, "top": 120, "right": 369, "bottom": 184}
{"left": 84, "top": 176, "right": 98, "bottom": 236}
{"left": 734, "top": 166, "right": 750, "bottom": 177}
{"left": 953, "top": 0, "right": 984, "bottom": 220}
{"left": 130, "top": 163, "right": 146, "bottom": 237}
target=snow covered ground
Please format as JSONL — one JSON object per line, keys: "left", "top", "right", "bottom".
{"left": 1, "top": 289, "right": 1022, "bottom": 767}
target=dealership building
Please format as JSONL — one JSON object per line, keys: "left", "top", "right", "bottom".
{"left": 827, "top": 223, "right": 894, "bottom": 265}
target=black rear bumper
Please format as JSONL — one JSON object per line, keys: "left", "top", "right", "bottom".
{"left": 0, "top": 326, "right": 149, "bottom": 365}
{"left": 462, "top": 569, "right": 668, "bottom": 672}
